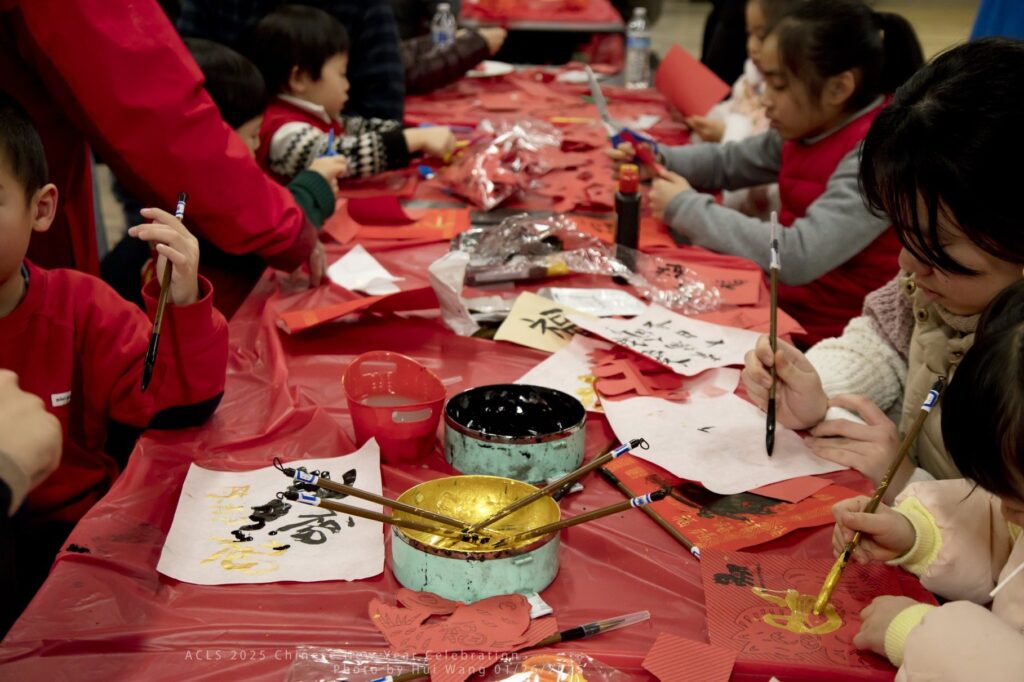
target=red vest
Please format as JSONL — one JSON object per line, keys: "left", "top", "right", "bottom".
{"left": 257, "top": 97, "right": 344, "bottom": 184}
{"left": 776, "top": 100, "right": 901, "bottom": 345}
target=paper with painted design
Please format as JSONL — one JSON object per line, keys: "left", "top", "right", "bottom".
{"left": 157, "top": 440, "right": 384, "bottom": 584}
{"left": 701, "top": 549, "right": 932, "bottom": 675}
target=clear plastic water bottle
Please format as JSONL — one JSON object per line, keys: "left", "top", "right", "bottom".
{"left": 624, "top": 7, "right": 651, "bottom": 89}
{"left": 431, "top": 3, "right": 457, "bottom": 46}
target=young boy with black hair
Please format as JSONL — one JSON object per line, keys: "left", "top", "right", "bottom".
{"left": 186, "top": 37, "right": 346, "bottom": 228}
{"left": 248, "top": 4, "right": 456, "bottom": 184}
{"left": 0, "top": 93, "right": 228, "bottom": 626}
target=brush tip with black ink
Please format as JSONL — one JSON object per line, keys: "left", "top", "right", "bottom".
{"left": 765, "top": 400, "right": 776, "bottom": 456}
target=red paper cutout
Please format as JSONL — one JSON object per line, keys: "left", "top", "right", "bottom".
{"left": 642, "top": 633, "right": 737, "bottom": 682}
{"left": 591, "top": 349, "right": 688, "bottom": 402}
{"left": 347, "top": 196, "right": 427, "bottom": 225}
{"left": 603, "top": 455, "right": 860, "bottom": 551}
{"left": 369, "top": 591, "right": 558, "bottom": 668}
{"left": 397, "top": 588, "right": 462, "bottom": 615}
{"left": 701, "top": 549, "right": 933, "bottom": 675}
{"left": 684, "top": 262, "right": 762, "bottom": 306}
{"left": 655, "top": 45, "right": 731, "bottom": 118}
{"left": 276, "top": 285, "right": 438, "bottom": 334}
{"left": 749, "top": 476, "right": 832, "bottom": 504}
{"left": 426, "top": 617, "right": 561, "bottom": 682}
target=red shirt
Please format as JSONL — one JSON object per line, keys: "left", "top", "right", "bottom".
{"left": 0, "top": 262, "right": 229, "bottom": 523}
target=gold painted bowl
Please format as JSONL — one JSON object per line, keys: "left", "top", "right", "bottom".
{"left": 394, "top": 475, "right": 560, "bottom": 556}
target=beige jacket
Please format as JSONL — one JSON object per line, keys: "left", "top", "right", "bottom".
{"left": 885, "top": 479, "right": 1024, "bottom": 681}
{"left": 897, "top": 277, "right": 977, "bottom": 479}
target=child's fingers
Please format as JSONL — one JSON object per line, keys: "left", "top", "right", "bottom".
{"left": 139, "top": 207, "right": 185, "bottom": 231}
{"left": 155, "top": 243, "right": 189, "bottom": 269}
{"left": 130, "top": 224, "right": 185, "bottom": 247}
{"left": 754, "top": 334, "right": 775, "bottom": 367}
{"left": 840, "top": 509, "right": 895, "bottom": 538}
{"left": 810, "top": 417, "right": 877, "bottom": 442}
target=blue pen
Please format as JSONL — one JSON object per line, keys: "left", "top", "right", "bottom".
{"left": 322, "top": 129, "right": 336, "bottom": 156}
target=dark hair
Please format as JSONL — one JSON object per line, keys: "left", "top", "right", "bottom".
{"left": 247, "top": 4, "right": 350, "bottom": 96}
{"left": 758, "top": 0, "right": 803, "bottom": 28}
{"left": 943, "top": 279, "right": 1024, "bottom": 500}
{"left": 771, "top": 0, "right": 923, "bottom": 112}
{"left": 186, "top": 38, "right": 268, "bottom": 129}
{"left": 860, "top": 38, "right": 1024, "bottom": 275}
{"left": 0, "top": 92, "right": 47, "bottom": 201}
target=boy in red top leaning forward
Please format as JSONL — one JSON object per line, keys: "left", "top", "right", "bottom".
{"left": 0, "top": 94, "right": 228, "bottom": 627}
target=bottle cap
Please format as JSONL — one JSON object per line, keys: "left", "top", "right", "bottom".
{"left": 618, "top": 164, "right": 639, "bottom": 194}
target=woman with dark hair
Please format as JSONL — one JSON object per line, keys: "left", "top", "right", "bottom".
{"left": 743, "top": 38, "right": 1024, "bottom": 498}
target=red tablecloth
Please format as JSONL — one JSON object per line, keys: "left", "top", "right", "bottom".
{"left": 0, "top": 69, "right": 926, "bottom": 682}
{"left": 0, "top": 240, "right": 924, "bottom": 682}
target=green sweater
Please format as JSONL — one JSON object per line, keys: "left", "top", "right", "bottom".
{"left": 288, "top": 169, "right": 336, "bottom": 228}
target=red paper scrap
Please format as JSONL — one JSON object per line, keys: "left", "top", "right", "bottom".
{"left": 321, "top": 199, "right": 361, "bottom": 245}
{"left": 685, "top": 262, "right": 763, "bottom": 306}
{"left": 701, "top": 549, "right": 934, "bottom": 675}
{"left": 642, "top": 633, "right": 737, "bottom": 682}
{"left": 694, "top": 306, "right": 805, "bottom": 338}
{"left": 347, "top": 195, "right": 428, "bottom": 225}
{"left": 603, "top": 455, "right": 860, "bottom": 552}
{"left": 655, "top": 44, "right": 731, "bottom": 118}
{"left": 426, "top": 617, "right": 560, "bottom": 682}
{"left": 276, "top": 285, "right": 438, "bottom": 334}
{"left": 397, "top": 588, "right": 462, "bottom": 615}
{"left": 360, "top": 208, "right": 472, "bottom": 241}
{"left": 591, "top": 350, "right": 688, "bottom": 402}
{"left": 749, "top": 476, "right": 832, "bottom": 504}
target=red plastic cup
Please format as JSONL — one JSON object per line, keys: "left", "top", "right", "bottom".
{"left": 343, "top": 351, "right": 446, "bottom": 464}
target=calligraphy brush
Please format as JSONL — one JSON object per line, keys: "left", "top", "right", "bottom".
{"left": 766, "top": 210, "right": 780, "bottom": 456}
{"left": 273, "top": 458, "right": 468, "bottom": 531}
{"left": 494, "top": 488, "right": 668, "bottom": 547}
{"left": 141, "top": 192, "right": 187, "bottom": 392}
{"left": 466, "top": 438, "right": 649, "bottom": 533}
{"left": 812, "top": 377, "right": 946, "bottom": 615}
{"left": 382, "top": 611, "right": 652, "bottom": 682}
{"left": 281, "top": 491, "right": 499, "bottom": 545}
{"left": 598, "top": 467, "right": 700, "bottom": 559}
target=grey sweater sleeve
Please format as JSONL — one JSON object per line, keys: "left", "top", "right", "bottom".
{"left": 663, "top": 145, "right": 890, "bottom": 286}
{"left": 660, "top": 131, "right": 783, "bottom": 191}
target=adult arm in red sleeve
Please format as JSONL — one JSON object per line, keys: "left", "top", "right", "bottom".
{"left": 79, "top": 275, "right": 229, "bottom": 434}
{"left": 7, "top": 0, "right": 317, "bottom": 273}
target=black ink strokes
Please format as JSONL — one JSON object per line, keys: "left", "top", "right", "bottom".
{"left": 714, "top": 563, "right": 754, "bottom": 586}
{"left": 645, "top": 477, "right": 783, "bottom": 522}
{"left": 521, "top": 308, "right": 578, "bottom": 340}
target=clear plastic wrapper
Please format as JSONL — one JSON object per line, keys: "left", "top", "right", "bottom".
{"left": 452, "top": 214, "right": 721, "bottom": 315}
{"left": 445, "top": 119, "right": 564, "bottom": 211}
{"left": 285, "top": 648, "right": 628, "bottom": 682}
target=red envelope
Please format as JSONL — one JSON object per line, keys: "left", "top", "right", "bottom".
{"left": 643, "top": 633, "right": 737, "bottom": 682}
{"left": 655, "top": 45, "right": 731, "bottom": 117}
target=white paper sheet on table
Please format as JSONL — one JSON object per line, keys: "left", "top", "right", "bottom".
{"left": 428, "top": 251, "right": 479, "bottom": 336}
{"left": 569, "top": 304, "right": 761, "bottom": 376}
{"left": 157, "top": 440, "right": 384, "bottom": 585}
{"left": 515, "top": 335, "right": 612, "bottom": 412}
{"left": 327, "top": 244, "right": 402, "bottom": 295}
{"left": 602, "top": 394, "right": 845, "bottom": 494}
